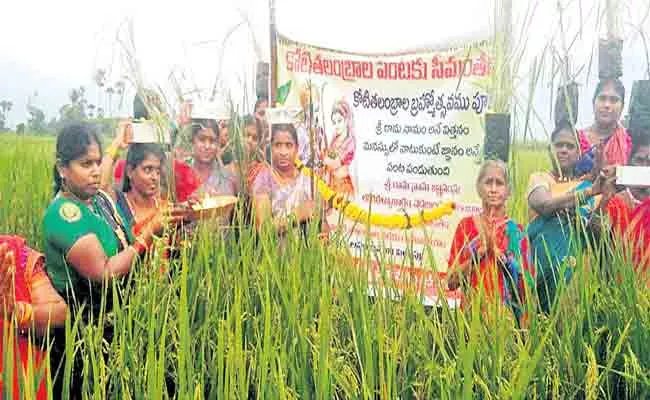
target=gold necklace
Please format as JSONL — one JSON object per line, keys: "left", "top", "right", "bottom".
{"left": 272, "top": 168, "right": 298, "bottom": 186}
{"left": 125, "top": 192, "right": 159, "bottom": 224}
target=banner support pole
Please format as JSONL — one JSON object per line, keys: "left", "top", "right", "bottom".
{"left": 269, "top": 0, "right": 278, "bottom": 106}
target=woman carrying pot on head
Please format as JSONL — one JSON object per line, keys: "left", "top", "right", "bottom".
{"left": 43, "top": 123, "right": 180, "bottom": 396}
{"left": 447, "top": 160, "right": 534, "bottom": 324}
{"left": 102, "top": 122, "right": 199, "bottom": 260}
{"left": 218, "top": 119, "right": 235, "bottom": 166}
{"left": 0, "top": 236, "right": 68, "bottom": 400}
{"left": 239, "top": 115, "right": 265, "bottom": 190}
{"left": 577, "top": 79, "right": 632, "bottom": 171}
{"left": 222, "top": 115, "right": 267, "bottom": 227}
{"left": 252, "top": 123, "right": 319, "bottom": 235}
{"left": 254, "top": 97, "right": 269, "bottom": 146}
{"left": 114, "top": 95, "right": 201, "bottom": 203}
{"left": 101, "top": 122, "right": 171, "bottom": 232}
{"left": 526, "top": 120, "right": 612, "bottom": 313}
{"left": 186, "top": 118, "right": 239, "bottom": 199}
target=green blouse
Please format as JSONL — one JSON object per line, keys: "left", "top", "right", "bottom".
{"left": 43, "top": 192, "right": 133, "bottom": 297}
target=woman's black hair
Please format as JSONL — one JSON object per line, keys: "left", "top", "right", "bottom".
{"left": 270, "top": 123, "right": 298, "bottom": 145}
{"left": 550, "top": 119, "right": 578, "bottom": 143}
{"left": 593, "top": 78, "right": 626, "bottom": 106}
{"left": 122, "top": 143, "right": 166, "bottom": 192}
{"left": 191, "top": 118, "right": 219, "bottom": 140}
{"left": 53, "top": 123, "right": 103, "bottom": 195}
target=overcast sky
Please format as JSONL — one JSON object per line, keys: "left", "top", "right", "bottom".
{"left": 1, "top": 0, "right": 649, "bottom": 137}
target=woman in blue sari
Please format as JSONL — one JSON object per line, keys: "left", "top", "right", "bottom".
{"left": 527, "top": 120, "right": 607, "bottom": 313}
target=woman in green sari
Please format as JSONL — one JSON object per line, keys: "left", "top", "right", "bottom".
{"left": 527, "top": 121, "right": 607, "bottom": 313}
{"left": 43, "top": 123, "right": 176, "bottom": 397}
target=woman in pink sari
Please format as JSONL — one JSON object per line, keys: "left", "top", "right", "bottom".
{"left": 323, "top": 100, "right": 356, "bottom": 197}
{"left": 577, "top": 79, "right": 631, "bottom": 171}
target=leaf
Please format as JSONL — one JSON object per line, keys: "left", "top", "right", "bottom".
{"left": 276, "top": 81, "right": 292, "bottom": 105}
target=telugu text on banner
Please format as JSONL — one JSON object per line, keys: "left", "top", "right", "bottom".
{"left": 275, "top": 34, "right": 493, "bottom": 306}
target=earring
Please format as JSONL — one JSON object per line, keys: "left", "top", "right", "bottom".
{"left": 60, "top": 176, "right": 69, "bottom": 192}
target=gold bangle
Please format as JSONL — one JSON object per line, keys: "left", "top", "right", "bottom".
{"left": 133, "top": 236, "right": 150, "bottom": 254}
{"left": 136, "top": 235, "right": 149, "bottom": 248}
{"left": 16, "top": 302, "right": 33, "bottom": 326}
{"left": 106, "top": 145, "right": 120, "bottom": 159}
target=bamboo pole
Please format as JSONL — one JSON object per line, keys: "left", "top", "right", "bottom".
{"left": 269, "top": 0, "right": 278, "bottom": 106}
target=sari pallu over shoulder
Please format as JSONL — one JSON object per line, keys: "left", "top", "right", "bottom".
{"left": 448, "top": 216, "right": 533, "bottom": 318}
{"left": 527, "top": 179, "right": 596, "bottom": 313}
{"left": 0, "top": 235, "right": 48, "bottom": 400}
{"left": 577, "top": 127, "right": 632, "bottom": 171}
{"left": 627, "top": 197, "right": 650, "bottom": 274}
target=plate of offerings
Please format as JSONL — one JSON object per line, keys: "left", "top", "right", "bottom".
{"left": 184, "top": 195, "right": 238, "bottom": 221}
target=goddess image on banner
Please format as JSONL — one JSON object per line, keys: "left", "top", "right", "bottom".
{"left": 275, "top": 34, "right": 493, "bottom": 306}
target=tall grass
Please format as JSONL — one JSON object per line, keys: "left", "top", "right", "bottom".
{"left": 1, "top": 134, "right": 650, "bottom": 399}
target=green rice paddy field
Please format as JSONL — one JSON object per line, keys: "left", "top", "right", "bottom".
{"left": 1, "top": 134, "right": 649, "bottom": 399}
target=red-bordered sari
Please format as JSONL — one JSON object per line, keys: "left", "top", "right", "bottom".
{"left": 0, "top": 236, "right": 48, "bottom": 400}
{"left": 604, "top": 193, "right": 650, "bottom": 276}
{"left": 628, "top": 198, "right": 650, "bottom": 274}
{"left": 578, "top": 126, "right": 632, "bottom": 167}
{"left": 604, "top": 191, "right": 637, "bottom": 235}
{"left": 448, "top": 216, "right": 534, "bottom": 313}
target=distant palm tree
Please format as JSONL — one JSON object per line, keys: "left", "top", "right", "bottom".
{"left": 0, "top": 100, "right": 12, "bottom": 129}
{"left": 1, "top": 100, "right": 13, "bottom": 113}
{"left": 106, "top": 86, "right": 115, "bottom": 117}
{"left": 94, "top": 69, "right": 106, "bottom": 111}
{"left": 88, "top": 104, "right": 96, "bottom": 119}
{"left": 69, "top": 88, "right": 81, "bottom": 105}
{"left": 0, "top": 100, "right": 12, "bottom": 116}
{"left": 115, "top": 80, "right": 126, "bottom": 113}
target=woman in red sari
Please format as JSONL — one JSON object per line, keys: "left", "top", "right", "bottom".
{"left": 628, "top": 197, "right": 650, "bottom": 275}
{"left": 577, "top": 79, "right": 632, "bottom": 170}
{"left": 447, "top": 160, "right": 534, "bottom": 321}
{"left": 241, "top": 115, "right": 266, "bottom": 190}
{"left": 601, "top": 133, "right": 650, "bottom": 274}
{"left": 603, "top": 134, "right": 650, "bottom": 234}
{"left": 0, "top": 236, "right": 68, "bottom": 400}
